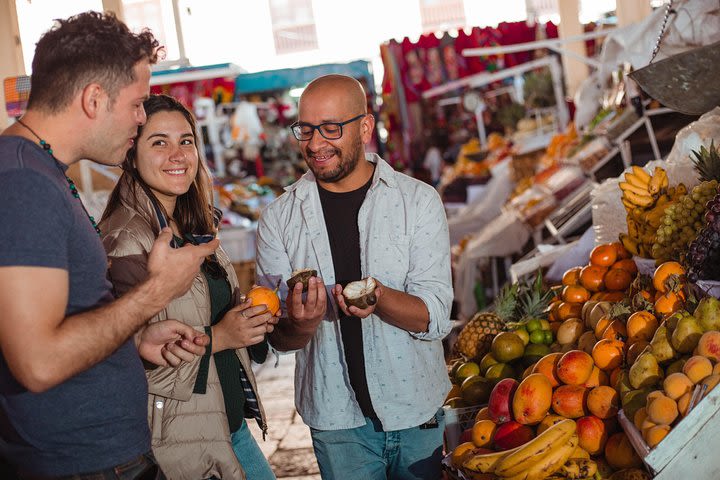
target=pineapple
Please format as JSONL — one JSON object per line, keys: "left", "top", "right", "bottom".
{"left": 455, "top": 273, "right": 552, "bottom": 361}
{"left": 691, "top": 140, "right": 720, "bottom": 182}
{"left": 456, "top": 284, "right": 517, "bottom": 361}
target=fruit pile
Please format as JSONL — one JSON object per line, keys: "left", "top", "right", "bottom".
{"left": 451, "top": 348, "right": 644, "bottom": 479}
{"left": 618, "top": 165, "right": 685, "bottom": 258}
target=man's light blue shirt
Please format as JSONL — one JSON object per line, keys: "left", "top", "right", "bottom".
{"left": 256, "top": 154, "right": 453, "bottom": 431}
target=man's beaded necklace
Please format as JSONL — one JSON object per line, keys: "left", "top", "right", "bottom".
{"left": 15, "top": 118, "right": 101, "bottom": 236}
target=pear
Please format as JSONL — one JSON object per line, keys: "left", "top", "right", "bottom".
{"left": 665, "top": 311, "right": 687, "bottom": 332}
{"left": 695, "top": 296, "right": 720, "bottom": 332}
{"left": 671, "top": 315, "right": 704, "bottom": 353}
{"left": 629, "top": 350, "right": 664, "bottom": 389}
{"left": 621, "top": 387, "right": 655, "bottom": 423}
{"left": 650, "top": 322, "right": 676, "bottom": 363}
{"left": 666, "top": 358, "right": 687, "bottom": 376}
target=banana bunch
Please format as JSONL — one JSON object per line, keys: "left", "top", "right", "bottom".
{"left": 462, "top": 419, "right": 578, "bottom": 479}
{"left": 619, "top": 166, "right": 679, "bottom": 258}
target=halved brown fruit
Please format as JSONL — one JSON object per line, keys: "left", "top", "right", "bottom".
{"left": 286, "top": 268, "right": 317, "bottom": 292}
{"left": 342, "top": 277, "right": 377, "bottom": 309}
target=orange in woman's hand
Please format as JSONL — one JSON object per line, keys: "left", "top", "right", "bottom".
{"left": 246, "top": 284, "right": 281, "bottom": 315}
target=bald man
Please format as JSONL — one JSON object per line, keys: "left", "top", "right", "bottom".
{"left": 256, "top": 75, "right": 453, "bottom": 479}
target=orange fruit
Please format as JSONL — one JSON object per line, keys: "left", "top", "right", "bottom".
{"left": 557, "top": 301, "right": 583, "bottom": 321}
{"left": 611, "top": 242, "right": 632, "bottom": 260}
{"left": 654, "top": 291, "right": 685, "bottom": 316}
{"left": 605, "top": 432, "right": 643, "bottom": 470}
{"left": 600, "top": 319, "right": 628, "bottom": 343}
{"left": 562, "top": 285, "right": 591, "bottom": 304}
{"left": 604, "top": 268, "right": 633, "bottom": 292}
{"left": 612, "top": 258, "right": 638, "bottom": 275}
{"left": 246, "top": 285, "right": 281, "bottom": 315}
{"left": 562, "top": 267, "right": 583, "bottom": 286}
{"left": 626, "top": 311, "right": 659, "bottom": 344}
{"left": 653, "top": 261, "right": 685, "bottom": 293}
{"left": 646, "top": 394, "right": 678, "bottom": 425}
{"left": 587, "top": 386, "right": 620, "bottom": 419}
{"left": 601, "top": 291, "right": 626, "bottom": 302}
{"left": 532, "top": 352, "right": 563, "bottom": 387}
{"left": 580, "top": 265, "right": 608, "bottom": 292}
{"left": 471, "top": 419, "right": 497, "bottom": 448}
{"left": 584, "top": 366, "right": 609, "bottom": 388}
{"left": 592, "top": 339, "right": 625, "bottom": 371}
{"left": 594, "top": 316, "right": 612, "bottom": 340}
{"left": 475, "top": 406, "right": 491, "bottom": 422}
{"left": 609, "top": 367, "right": 624, "bottom": 391}
{"left": 590, "top": 244, "right": 618, "bottom": 267}
{"left": 451, "top": 441, "right": 477, "bottom": 467}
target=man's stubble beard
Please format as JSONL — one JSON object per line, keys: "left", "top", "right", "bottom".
{"left": 307, "top": 136, "right": 364, "bottom": 183}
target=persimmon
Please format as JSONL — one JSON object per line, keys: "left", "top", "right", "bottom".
{"left": 562, "top": 266, "right": 583, "bottom": 286}
{"left": 590, "top": 244, "right": 618, "bottom": 267}
{"left": 626, "top": 311, "right": 659, "bottom": 344}
{"left": 653, "top": 261, "right": 685, "bottom": 293}
{"left": 592, "top": 339, "right": 625, "bottom": 371}
{"left": 604, "top": 268, "right": 633, "bottom": 292}
{"left": 580, "top": 265, "right": 608, "bottom": 292}
{"left": 612, "top": 258, "right": 638, "bottom": 275}
{"left": 654, "top": 291, "right": 685, "bottom": 316}
{"left": 557, "top": 301, "right": 583, "bottom": 321}
{"left": 602, "top": 291, "right": 626, "bottom": 302}
{"left": 612, "top": 242, "right": 632, "bottom": 260}
{"left": 563, "top": 285, "right": 591, "bottom": 304}
{"left": 601, "top": 319, "right": 628, "bottom": 343}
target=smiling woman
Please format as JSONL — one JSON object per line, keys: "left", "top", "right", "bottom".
{"left": 98, "top": 94, "right": 277, "bottom": 479}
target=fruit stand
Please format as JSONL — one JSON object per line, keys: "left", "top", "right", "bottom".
{"left": 441, "top": 82, "right": 720, "bottom": 479}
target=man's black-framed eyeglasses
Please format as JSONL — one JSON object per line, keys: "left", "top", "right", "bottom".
{"left": 290, "top": 114, "right": 366, "bottom": 141}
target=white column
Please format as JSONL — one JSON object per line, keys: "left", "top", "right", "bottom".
{"left": 0, "top": 0, "right": 25, "bottom": 129}
{"left": 557, "top": 0, "right": 588, "bottom": 98}
{"left": 102, "top": 0, "right": 125, "bottom": 20}
{"left": 616, "top": 0, "right": 652, "bottom": 28}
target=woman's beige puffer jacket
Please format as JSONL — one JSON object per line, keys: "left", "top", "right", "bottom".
{"left": 100, "top": 176, "right": 267, "bottom": 480}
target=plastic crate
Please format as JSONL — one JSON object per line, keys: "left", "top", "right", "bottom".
{"left": 443, "top": 404, "right": 484, "bottom": 453}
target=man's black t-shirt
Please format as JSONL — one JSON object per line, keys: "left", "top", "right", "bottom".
{"left": 317, "top": 171, "right": 377, "bottom": 418}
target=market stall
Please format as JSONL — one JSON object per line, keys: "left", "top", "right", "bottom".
{"left": 440, "top": 7, "right": 720, "bottom": 478}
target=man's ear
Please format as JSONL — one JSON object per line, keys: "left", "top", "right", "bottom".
{"left": 80, "top": 83, "right": 105, "bottom": 119}
{"left": 361, "top": 113, "right": 375, "bottom": 145}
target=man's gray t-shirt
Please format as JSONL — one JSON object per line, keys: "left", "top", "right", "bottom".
{"left": 0, "top": 137, "right": 149, "bottom": 475}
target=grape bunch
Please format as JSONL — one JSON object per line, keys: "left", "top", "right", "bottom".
{"left": 652, "top": 180, "right": 719, "bottom": 262}
{"left": 685, "top": 188, "right": 720, "bottom": 282}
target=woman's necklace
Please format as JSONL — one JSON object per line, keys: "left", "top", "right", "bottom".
{"left": 15, "top": 118, "right": 101, "bottom": 236}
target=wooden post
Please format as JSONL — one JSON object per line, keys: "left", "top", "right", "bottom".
{"left": 556, "top": 0, "right": 588, "bottom": 98}
{"left": 0, "top": 0, "right": 25, "bottom": 129}
{"left": 616, "top": 0, "right": 652, "bottom": 28}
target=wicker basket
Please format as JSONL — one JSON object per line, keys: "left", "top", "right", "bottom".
{"left": 443, "top": 404, "right": 484, "bottom": 453}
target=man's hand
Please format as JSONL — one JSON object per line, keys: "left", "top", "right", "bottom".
{"left": 146, "top": 228, "right": 220, "bottom": 304}
{"left": 212, "top": 299, "right": 279, "bottom": 353}
{"left": 286, "top": 276, "right": 327, "bottom": 333}
{"left": 138, "top": 319, "right": 209, "bottom": 367}
{"left": 332, "top": 280, "right": 384, "bottom": 319}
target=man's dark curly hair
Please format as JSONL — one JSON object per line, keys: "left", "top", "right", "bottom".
{"left": 28, "top": 11, "right": 161, "bottom": 112}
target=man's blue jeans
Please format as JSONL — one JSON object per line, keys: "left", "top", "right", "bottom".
{"left": 310, "top": 409, "right": 445, "bottom": 480}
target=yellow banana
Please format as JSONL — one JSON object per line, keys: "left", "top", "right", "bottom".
{"left": 626, "top": 217, "right": 640, "bottom": 239}
{"left": 493, "top": 419, "right": 576, "bottom": 477}
{"left": 625, "top": 172, "right": 650, "bottom": 190}
{"left": 631, "top": 165, "right": 652, "bottom": 184}
{"left": 620, "top": 233, "right": 640, "bottom": 256}
{"left": 503, "top": 434, "right": 578, "bottom": 480}
{"left": 623, "top": 190, "right": 655, "bottom": 208}
{"left": 462, "top": 447, "right": 517, "bottom": 473}
{"left": 621, "top": 198, "right": 635, "bottom": 212}
{"left": 619, "top": 181, "right": 652, "bottom": 197}
{"left": 648, "top": 167, "right": 666, "bottom": 195}
{"left": 559, "top": 458, "right": 598, "bottom": 479}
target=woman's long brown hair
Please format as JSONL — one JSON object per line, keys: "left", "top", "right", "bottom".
{"left": 102, "top": 94, "right": 215, "bottom": 235}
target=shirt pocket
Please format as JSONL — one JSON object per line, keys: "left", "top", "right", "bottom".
{"left": 375, "top": 233, "right": 411, "bottom": 286}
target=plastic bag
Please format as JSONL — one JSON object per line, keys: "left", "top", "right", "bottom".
{"left": 591, "top": 107, "right": 720, "bottom": 245}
